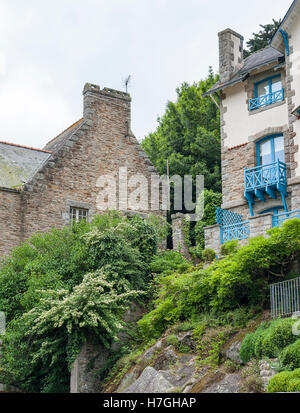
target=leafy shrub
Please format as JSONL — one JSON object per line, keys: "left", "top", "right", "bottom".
{"left": 202, "top": 249, "right": 216, "bottom": 263}
{"left": 139, "top": 220, "right": 300, "bottom": 340}
{"left": 0, "top": 212, "right": 161, "bottom": 322}
{"left": 240, "top": 318, "right": 298, "bottom": 363}
{"left": 196, "top": 327, "right": 232, "bottom": 368}
{"left": 166, "top": 334, "right": 180, "bottom": 348}
{"left": 287, "top": 379, "right": 300, "bottom": 392}
{"left": 0, "top": 211, "right": 163, "bottom": 393}
{"left": 240, "top": 332, "right": 258, "bottom": 364}
{"left": 189, "top": 245, "right": 203, "bottom": 260}
{"left": 267, "top": 371, "right": 293, "bottom": 393}
{"left": 279, "top": 339, "right": 300, "bottom": 370}
{"left": 267, "top": 369, "right": 300, "bottom": 393}
{"left": 0, "top": 270, "right": 142, "bottom": 393}
{"left": 149, "top": 251, "right": 191, "bottom": 276}
{"left": 221, "top": 241, "right": 239, "bottom": 256}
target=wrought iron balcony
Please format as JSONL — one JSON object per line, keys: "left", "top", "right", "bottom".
{"left": 221, "top": 221, "right": 250, "bottom": 244}
{"left": 249, "top": 89, "right": 284, "bottom": 112}
{"left": 272, "top": 209, "right": 300, "bottom": 228}
{"left": 244, "top": 161, "right": 287, "bottom": 213}
{"left": 216, "top": 208, "right": 250, "bottom": 245}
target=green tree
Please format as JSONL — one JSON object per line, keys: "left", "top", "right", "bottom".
{"left": 243, "top": 19, "right": 282, "bottom": 58}
{"left": 142, "top": 68, "right": 221, "bottom": 195}
{"left": 0, "top": 212, "right": 167, "bottom": 392}
{"left": 0, "top": 271, "right": 141, "bottom": 393}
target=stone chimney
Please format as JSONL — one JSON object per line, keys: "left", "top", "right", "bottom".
{"left": 218, "top": 29, "right": 244, "bottom": 84}
{"left": 82, "top": 83, "right": 132, "bottom": 134}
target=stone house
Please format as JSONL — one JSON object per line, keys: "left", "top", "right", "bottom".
{"left": 0, "top": 83, "right": 165, "bottom": 257}
{"left": 204, "top": 0, "right": 300, "bottom": 254}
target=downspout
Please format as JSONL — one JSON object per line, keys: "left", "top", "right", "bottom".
{"left": 279, "top": 30, "right": 290, "bottom": 57}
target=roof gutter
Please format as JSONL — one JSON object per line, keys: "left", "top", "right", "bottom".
{"left": 203, "top": 56, "right": 285, "bottom": 97}
{"left": 0, "top": 187, "right": 21, "bottom": 193}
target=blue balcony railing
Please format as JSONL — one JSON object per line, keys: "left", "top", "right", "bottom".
{"left": 244, "top": 161, "right": 287, "bottom": 213}
{"left": 249, "top": 89, "right": 284, "bottom": 112}
{"left": 216, "top": 208, "right": 243, "bottom": 227}
{"left": 245, "top": 160, "right": 286, "bottom": 192}
{"left": 272, "top": 209, "right": 300, "bottom": 228}
{"left": 216, "top": 208, "right": 250, "bottom": 245}
{"left": 221, "top": 221, "right": 250, "bottom": 244}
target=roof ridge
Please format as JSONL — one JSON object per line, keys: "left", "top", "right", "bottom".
{"left": 0, "top": 140, "right": 52, "bottom": 154}
{"left": 44, "top": 118, "right": 84, "bottom": 149}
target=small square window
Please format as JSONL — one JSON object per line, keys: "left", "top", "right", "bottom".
{"left": 70, "top": 207, "right": 89, "bottom": 223}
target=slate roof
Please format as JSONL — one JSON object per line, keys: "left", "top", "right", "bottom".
{"left": 204, "top": 46, "right": 284, "bottom": 96}
{"left": 0, "top": 118, "right": 85, "bottom": 190}
{"left": 0, "top": 141, "right": 51, "bottom": 189}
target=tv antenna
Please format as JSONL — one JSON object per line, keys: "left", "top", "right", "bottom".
{"left": 124, "top": 75, "right": 131, "bottom": 93}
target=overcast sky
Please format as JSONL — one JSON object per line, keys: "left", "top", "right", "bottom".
{"left": 0, "top": 0, "right": 291, "bottom": 149}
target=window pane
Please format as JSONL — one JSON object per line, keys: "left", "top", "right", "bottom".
{"left": 257, "top": 80, "right": 270, "bottom": 97}
{"left": 259, "top": 140, "right": 272, "bottom": 165}
{"left": 271, "top": 78, "right": 282, "bottom": 93}
{"left": 274, "top": 135, "right": 285, "bottom": 163}
{"left": 70, "top": 208, "right": 77, "bottom": 221}
{"left": 69, "top": 207, "right": 88, "bottom": 223}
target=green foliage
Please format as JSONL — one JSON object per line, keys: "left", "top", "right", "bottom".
{"left": 0, "top": 211, "right": 163, "bottom": 393}
{"left": 189, "top": 245, "right": 203, "bottom": 260}
{"left": 202, "top": 248, "right": 216, "bottom": 263}
{"left": 243, "top": 19, "right": 282, "bottom": 58}
{"left": 279, "top": 339, "right": 300, "bottom": 371}
{"left": 0, "top": 212, "right": 161, "bottom": 323}
{"left": 139, "top": 220, "right": 300, "bottom": 339}
{"left": 193, "top": 190, "right": 222, "bottom": 249}
{"left": 220, "top": 241, "right": 239, "bottom": 257}
{"left": 240, "top": 318, "right": 299, "bottom": 364}
{"left": 149, "top": 250, "right": 191, "bottom": 277}
{"left": 0, "top": 270, "right": 141, "bottom": 393}
{"left": 287, "top": 378, "right": 300, "bottom": 392}
{"left": 196, "top": 327, "right": 232, "bottom": 368}
{"left": 142, "top": 69, "right": 221, "bottom": 199}
{"left": 166, "top": 334, "right": 180, "bottom": 348}
{"left": 240, "top": 332, "right": 257, "bottom": 364}
{"left": 267, "top": 369, "right": 300, "bottom": 393}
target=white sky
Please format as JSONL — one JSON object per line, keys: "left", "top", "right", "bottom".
{"left": 0, "top": 0, "right": 291, "bottom": 148}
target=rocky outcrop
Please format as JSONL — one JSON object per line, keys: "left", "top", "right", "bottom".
{"left": 259, "top": 359, "right": 278, "bottom": 391}
{"left": 116, "top": 344, "right": 198, "bottom": 393}
{"left": 122, "top": 367, "right": 173, "bottom": 393}
{"left": 222, "top": 340, "right": 242, "bottom": 364}
{"left": 202, "top": 373, "right": 240, "bottom": 393}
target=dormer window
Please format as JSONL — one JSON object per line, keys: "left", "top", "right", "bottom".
{"left": 249, "top": 75, "right": 284, "bottom": 112}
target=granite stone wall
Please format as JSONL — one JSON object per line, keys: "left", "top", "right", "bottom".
{"left": 171, "top": 213, "right": 190, "bottom": 257}
{"left": 0, "top": 189, "right": 22, "bottom": 257}
{"left": 0, "top": 84, "right": 165, "bottom": 257}
{"left": 204, "top": 224, "right": 221, "bottom": 256}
